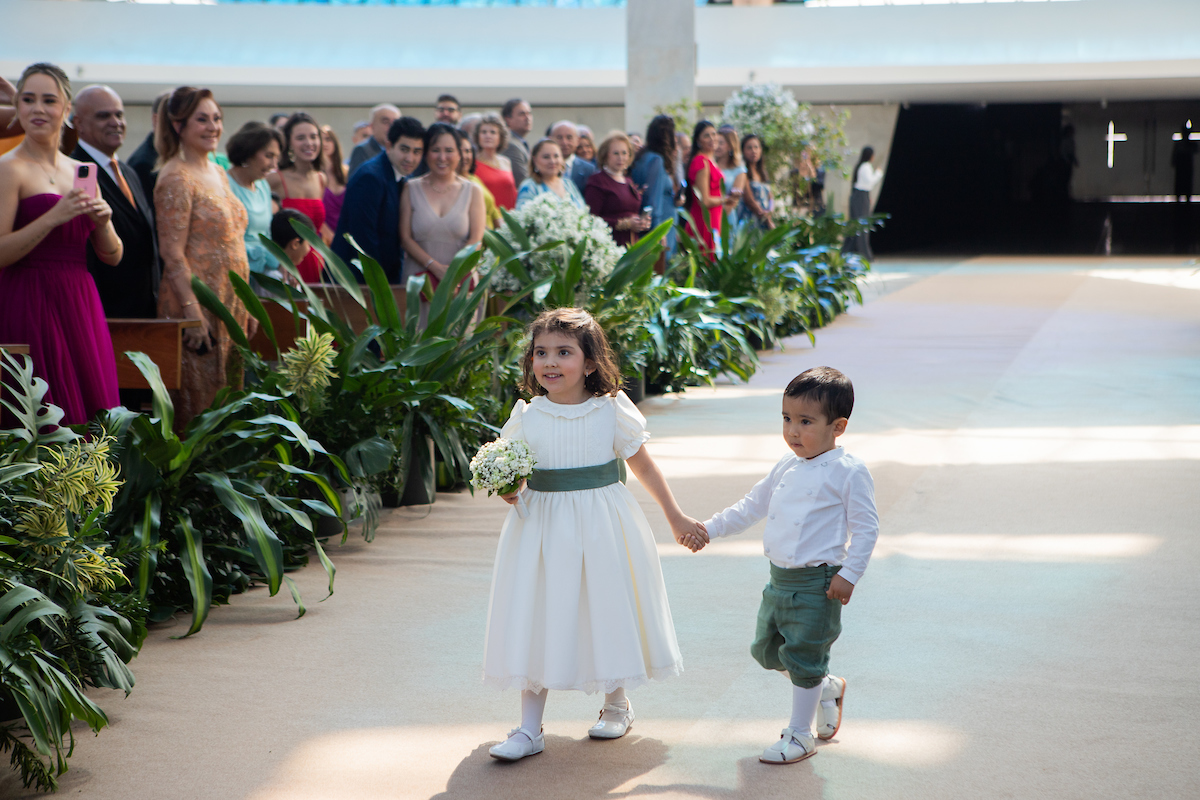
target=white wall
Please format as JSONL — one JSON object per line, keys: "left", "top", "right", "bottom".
{"left": 5, "top": 0, "right": 1200, "bottom": 107}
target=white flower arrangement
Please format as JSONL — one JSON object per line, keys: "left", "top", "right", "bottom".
{"left": 470, "top": 438, "right": 537, "bottom": 496}
{"left": 484, "top": 193, "right": 624, "bottom": 295}
{"left": 720, "top": 82, "right": 851, "bottom": 183}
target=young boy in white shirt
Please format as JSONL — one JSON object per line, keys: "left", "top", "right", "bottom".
{"left": 700, "top": 366, "right": 879, "bottom": 764}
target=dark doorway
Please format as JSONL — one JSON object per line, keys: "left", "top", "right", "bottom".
{"left": 873, "top": 103, "right": 1200, "bottom": 255}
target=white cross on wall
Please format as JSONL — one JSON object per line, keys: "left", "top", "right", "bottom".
{"left": 1106, "top": 121, "right": 1127, "bottom": 169}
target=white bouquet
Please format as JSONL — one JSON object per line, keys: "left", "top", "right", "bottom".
{"left": 470, "top": 438, "right": 536, "bottom": 497}
{"left": 482, "top": 193, "right": 624, "bottom": 296}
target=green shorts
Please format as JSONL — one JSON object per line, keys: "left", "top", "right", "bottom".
{"left": 750, "top": 563, "right": 843, "bottom": 688}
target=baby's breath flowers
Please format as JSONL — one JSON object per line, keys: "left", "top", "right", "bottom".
{"left": 470, "top": 438, "right": 536, "bottom": 497}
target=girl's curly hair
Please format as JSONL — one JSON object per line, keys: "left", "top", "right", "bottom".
{"left": 520, "top": 308, "right": 622, "bottom": 398}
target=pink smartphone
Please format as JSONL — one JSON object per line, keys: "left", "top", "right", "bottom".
{"left": 73, "top": 163, "right": 99, "bottom": 199}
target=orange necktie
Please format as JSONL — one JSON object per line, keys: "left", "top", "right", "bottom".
{"left": 110, "top": 157, "right": 135, "bottom": 206}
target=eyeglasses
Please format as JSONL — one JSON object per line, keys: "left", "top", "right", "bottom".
{"left": 436, "top": 106, "right": 459, "bottom": 114}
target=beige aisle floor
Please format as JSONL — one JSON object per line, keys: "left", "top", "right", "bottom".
{"left": 4, "top": 256, "right": 1199, "bottom": 800}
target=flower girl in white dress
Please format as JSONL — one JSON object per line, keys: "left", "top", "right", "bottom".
{"left": 484, "top": 308, "right": 708, "bottom": 762}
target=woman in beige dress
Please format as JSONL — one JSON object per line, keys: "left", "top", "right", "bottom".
{"left": 154, "top": 85, "right": 256, "bottom": 426}
{"left": 399, "top": 122, "right": 485, "bottom": 289}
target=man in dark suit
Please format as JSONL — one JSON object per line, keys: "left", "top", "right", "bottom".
{"left": 551, "top": 120, "right": 595, "bottom": 193}
{"left": 501, "top": 98, "right": 532, "bottom": 187}
{"left": 71, "top": 85, "right": 160, "bottom": 319}
{"left": 347, "top": 103, "right": 401, "bottom": 178}
{"left": 333, "top": 116, "right": 426, "bottom": 284}
{"left": 126, "top": 91, "right": 168, "bottom": 202}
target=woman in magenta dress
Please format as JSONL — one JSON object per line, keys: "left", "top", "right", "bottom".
{"left": 685, "top": 120, "right": 728, "bottom": 258}
{"left": 0, "top": 63, "right": 122, "bottom": 426}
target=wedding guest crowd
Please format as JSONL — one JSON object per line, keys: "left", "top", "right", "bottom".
{"left": 2, "top": 58, "right": 827, "bottom": 430}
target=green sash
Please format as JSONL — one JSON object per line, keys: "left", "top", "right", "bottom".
{"left": 527, "top": 458, "right": 627, "bottom": 492}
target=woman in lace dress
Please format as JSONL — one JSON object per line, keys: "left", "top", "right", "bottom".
{"left": 154, "top": 86, "right": 255, "bottom": 426}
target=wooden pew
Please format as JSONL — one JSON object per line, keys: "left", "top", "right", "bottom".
{"left": 249, "top": 300, "right": 309, "bottom": 360}
{"left": 0, "top": 345, "right": 31, "bottom": 356}
{"left": 107, "top": 319, "right": 201, "bottom": 390}
{"left": 306, "top": 284, "right": 407, "bottom": 334}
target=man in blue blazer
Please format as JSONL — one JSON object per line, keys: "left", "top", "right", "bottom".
{"left": 333, "top": 116, "right": 425, "bottom": 284}
{"left": 551, "top": 120, "right": 596, "bottom": 194}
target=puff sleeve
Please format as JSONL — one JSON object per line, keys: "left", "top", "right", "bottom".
{"left": 612, "top": 391, "right": 651, "bottom": 459}
{"left": 500, "top": 399, "right": 527, "bottom": 441}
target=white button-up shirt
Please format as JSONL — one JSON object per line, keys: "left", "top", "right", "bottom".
{"left": 703, "top": 447, "right": 879, "bottom": 585}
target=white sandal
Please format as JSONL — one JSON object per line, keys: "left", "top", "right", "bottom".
{"left": 759, "top": 727, "right": 816, "bottom": 764}
{"left": 816, "top": 675, "right": 846, "bottom": 740}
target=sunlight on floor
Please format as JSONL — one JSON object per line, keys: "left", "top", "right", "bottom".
{"left": 1087, "top": 267, "right": 1200, "bottom": 290}
{"left": 644, "top": 425, "right": 1200, "bottom": 478}
{"left": 246, "top": 717, "right": 966, "bottom": 800}
{"left": 659, "top": 533, "right": 1162, "bottom": 562}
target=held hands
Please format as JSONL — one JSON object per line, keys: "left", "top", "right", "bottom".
{"left": 671, "top": 517, "right": 708, "bottom": 553}
{"left": 826, "top": 574, "right": 854, "bottom": 606}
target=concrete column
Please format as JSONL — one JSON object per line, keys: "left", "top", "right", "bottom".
{"left": 625, "top": 0, "right": 695, "bottom": 135}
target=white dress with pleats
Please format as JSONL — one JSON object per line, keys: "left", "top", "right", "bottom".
{"left": 482, "top": 391, "right": 684, "bottom": 694}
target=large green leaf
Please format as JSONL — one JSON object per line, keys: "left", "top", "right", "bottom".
{"left": 291, "top": 218, "right": 367, "bottom": 308}
{"left": 125, "top": 351, "right": 175, "bottom": 435}
{"left": 191, "top": 275, "right": 250, "bottom": 350}
{"left": 229, "top": 270, "right": 278, "bottom": 358}
{"left": 200, "top": 473, "right": 284, "bottom": 596}
{"left": 173, "top": 514, "right": 213, "bottom": 638}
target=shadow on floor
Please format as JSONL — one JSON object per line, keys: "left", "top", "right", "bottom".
{"left": 431, "top": 734, "right": 827, "bottom": 800}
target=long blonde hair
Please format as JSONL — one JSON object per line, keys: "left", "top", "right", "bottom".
{"left": 13, "top": 63, "right": 72, "bottom": 143}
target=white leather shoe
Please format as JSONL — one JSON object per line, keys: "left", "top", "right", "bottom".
{"left": 588, "top": 700, "right": 634, "bottom": 739}
{"left": 759, "top": 727, "right": 816, "bottom": 764}
{"left": 815, "top": 675, "right": 846, "bottom": 740}
{"left": 488, "top": 726, "right": 545, "bottom": 761}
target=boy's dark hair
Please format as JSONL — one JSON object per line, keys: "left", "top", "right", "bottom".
{"left": 520, "top": 308, "right": 622, "bottom": 398}
{"left": 270, "top": 208, "right": 314, "bottom": 248}
{"left": 388, "top": 116, "right": 426, "bottom": 146}
{"left": 784, "top": 367, "right": 854, "bottom": 422}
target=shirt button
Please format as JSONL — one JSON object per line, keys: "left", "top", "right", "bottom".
{"left": 793, "top": 521, "right": 800, "bottom": 526}
{"left": 769, "top": 514, "right": 775, "bottom": 520}
{"left": 807, "top": 490, "right": 813, "bottom": 496}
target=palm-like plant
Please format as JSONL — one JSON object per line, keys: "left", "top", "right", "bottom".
{"left": 0, "top": 352, "right": 140, "bottom": 791}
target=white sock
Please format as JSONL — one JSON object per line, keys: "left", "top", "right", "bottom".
{"left": 604, "top": 687, "right": 628, "bottom": 709}
{"left": 516, "top": 689, "right": 547, "bottom": 742}
{"left": 789, "top": 684, "right": 822, "bottom": 738}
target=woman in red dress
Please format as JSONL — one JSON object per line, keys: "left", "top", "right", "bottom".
{"left": 473, "top": 113, "right": 518, "bottom": 211}
{"left": 267, "top": 113, "right": 328, "bottom": 282}
{"left": 685, "top": 120, "right": 729, "bottom": 257}
{"left": 584, "top": 131, "right": 651, "bottom": 247}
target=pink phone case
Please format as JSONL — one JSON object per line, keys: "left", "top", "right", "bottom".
{"left": 73, "top": 163, "right": 99, "bottom": 199}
